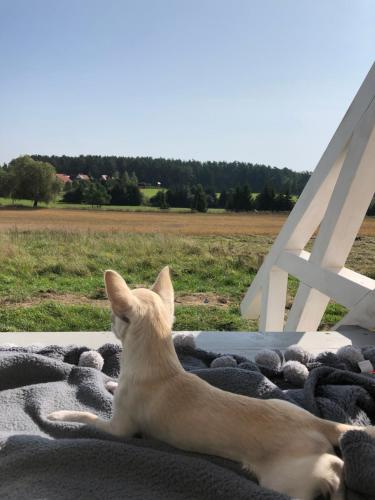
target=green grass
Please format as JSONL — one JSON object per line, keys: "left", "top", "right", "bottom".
{"left": 0, "top": 229, "right": 373, "bottom": 332}
{"left": 0, "top": 302, "right": 257, "bottom": 332}
{"left": 0, "top": 230, "right": 265, "bottom": 302}
{"left": 0, "top": 302, "right": 110, "bottom": 332}
{"left": 0, "top": 230, "right": 266, "bottom": 331}
{"left": 140, "top": 187, "right": 160, "bottom": 199}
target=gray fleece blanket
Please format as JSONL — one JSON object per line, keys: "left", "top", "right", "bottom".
{"left": 0, "top": 343, "right": 375, "bottom": 500}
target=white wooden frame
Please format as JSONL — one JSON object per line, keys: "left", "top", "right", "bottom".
{"left": 241, "top": 63, "right": 375, "bottom": 332}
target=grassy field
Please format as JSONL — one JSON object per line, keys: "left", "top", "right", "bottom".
{"left": 0, "top": 225, "right": 374, "bottom": 332}
{"left": 0, "top": 230, "right": 263, "bottom": 332}
{"left": 1, "top": 207, "right": 375, "bottom": 237}
{"left": 140, "top": 187, "right": 160, "bottom": 199}
{"left": 0, "top": 207, "right": 290, "bottom": 235}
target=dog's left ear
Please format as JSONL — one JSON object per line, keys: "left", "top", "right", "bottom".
{"left": 151, "top": 266, "right": 174, "bottom": 317}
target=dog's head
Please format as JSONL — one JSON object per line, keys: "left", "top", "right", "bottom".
{"left": 104, "top": 266, "right": 174, "bottom": 341}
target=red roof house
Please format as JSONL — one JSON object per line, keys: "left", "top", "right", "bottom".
{"left": 56, "top": 174, "right": 71, "bottom": 184}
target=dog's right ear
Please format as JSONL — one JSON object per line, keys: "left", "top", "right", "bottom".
{"left": 104, "top": 270, "right": 136, "bottom": 319}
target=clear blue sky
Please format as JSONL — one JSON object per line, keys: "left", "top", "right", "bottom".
{"left": 0, "top": 0, "right": 374, "bottom": 171}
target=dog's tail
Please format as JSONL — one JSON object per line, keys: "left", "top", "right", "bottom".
{"left": 319, "top": 419, "right": 375, "bottom": 446}
{"left": 48, "top": 410, "right": 99, "bottom": 424}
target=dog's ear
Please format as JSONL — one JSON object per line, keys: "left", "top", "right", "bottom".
{"left": 151, "top": 266, "right": 174, "bottom": 317}
{"left": 104, "top": 270, "right": 136, "bottom": 319}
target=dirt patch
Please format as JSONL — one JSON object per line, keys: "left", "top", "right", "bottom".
{"left": 1, "top": 291, "right": 230, "bottom": 308}
{"left": 175, "top": 292, "right": 230, "bottom": 307}
{"left": 0, "top": 292, "right": 110, "bottom": 309}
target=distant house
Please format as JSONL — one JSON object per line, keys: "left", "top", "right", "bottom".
{"left": 76, "top": 174, "right": 90, "bottom": 181}
{"left": 56, "top": 174, "right": 71, "bottom": 184}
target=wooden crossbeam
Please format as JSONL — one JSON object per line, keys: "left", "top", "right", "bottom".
{"left": 278, "top": 250, "right": 375, "bottom": 308}
{"left": 241, "top": 63, "right": 375, "bottom": 332}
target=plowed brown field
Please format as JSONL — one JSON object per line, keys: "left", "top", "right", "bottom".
{"left": 1, "top": 208, "right": 375, "bottom": 236}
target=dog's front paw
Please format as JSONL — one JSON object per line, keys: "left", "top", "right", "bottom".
{"left": 105, "top": 381, "right": 118, "bottom": 394}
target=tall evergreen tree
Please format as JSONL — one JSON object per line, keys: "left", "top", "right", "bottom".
{"left": 256, "top": 184, "right": 276, "bottom": 211}
{"left": 166, "top": 186, "right": 192, "bottom": 208}
{"left": 225, "top": 189, "right": 235, "bottom": 210}
{"left": 130, "top": 171, "right": 138, "bottom": 185}
{"left": 218, "top": 190, "right": 227, "bottom": 209}
{"left": 273, "top": 191, "right": 295, "bottom": 211}
{"left": 191, "top": 184, "right": 207, "bottom": 212}
{"left": 230, "top": 185, "right": 254, "bottom": 211}
{"left": 108, "top": 179, "right": 127, "bottom": 205}
{"left": 120, "top": 171, "right": 130, "bottom": 187}
{"left": 204, "top": 188, "right": 217, "bottom": 208}
{"left": 156, "top": 190, "right": 169, "bottom": 209}
{"left": 124, "top": 184, "right": 143, "bottom": 205}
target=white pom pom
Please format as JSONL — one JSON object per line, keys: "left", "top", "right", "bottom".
{"left": 255, "top": 349, "right": 281, "bottom": 370}
{"left": 284, "top": 345, "right": 310, "bottom": 365}
{"left": 337, "top": 345, "right": 364, "bottom": 364}
{"left": 172, "top": 333, "right": 196, "bottom": 349}
{"left": 283, "top": 360, "right": 309, "bottom": 386}
{"left": 210, "top": 355, "right": 237, "bottom": 368}
{"left": 78, "top": 350, "right": 104, "bottom": 371}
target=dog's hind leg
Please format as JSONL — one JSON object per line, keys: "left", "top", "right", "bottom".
{"left": 257, "top": 453, "right": 344, "bottom": 500}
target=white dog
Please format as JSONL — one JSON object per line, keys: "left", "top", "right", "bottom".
{"left": 49, "top": 267, "right": 374, "bottom": 499}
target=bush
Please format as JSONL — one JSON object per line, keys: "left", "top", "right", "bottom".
{"left": 150, "top": 190, "right": 169, "bottom": 209}
{"left": 62, "top": 180, "right": 86, "bottom": 203}
{"left": 83, "top": 182, "right": 111, "bottom": 207}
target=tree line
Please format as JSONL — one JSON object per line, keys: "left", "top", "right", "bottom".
{"left": 30, "top": 154, "right": 311, "bottom": 195}
{"left": 2, "top": 156, "right": 374, "bottom": 215}
{"left": 150, "top": 185, "right": 295, "bottom": 212}
{"left": 0, "top": 156, "right": 296, "bottom": 212}
{"left": 63, "top": 176, "right": 296, "bottom": 212}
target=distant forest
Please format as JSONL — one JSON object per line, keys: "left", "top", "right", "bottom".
{"left": 31, "top": 155, "right": 311, "bottom": 195}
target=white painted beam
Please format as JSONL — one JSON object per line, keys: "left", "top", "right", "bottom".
{"left": 241, "top": 63, "right": 375, "bottom": 333}
{"left": 277, "top": 250, "right": 375, "bottom": 308}
{"left": 286, "top": 94, "right": 375, "bottom": 331}
{"left": 259, "top": 267, "right": 288, "bottom": 332}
